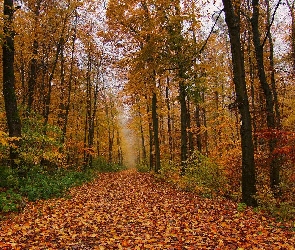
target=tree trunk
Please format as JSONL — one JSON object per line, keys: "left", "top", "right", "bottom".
{"left": 43, "top": 37, "right": 63, "bottom": 133}
{"left": 286, "top": 0, "right": 295, "bottom": 72}
{"left": 251, "top": 0, "right": 280, "bottom": 193}
{"left": 152, "top": 90, "right": 160, "bottom": 173}
{"left": 62, "top": 15, "right": 77, "bottom": 143}
{"left": 179, "top": 79, "right": 188, "bottom": 175}
{"left": 187, "top": 99, "right": 194, "bottom": 155}
{"left": 138, "top": 109, "right": 147, "bottom": 164}
{"left": 27, "top": 39, "right": 38, "bottom": 113}
{"left": 202, "top": 92, "right": 209, "bottom": 155}
{"left": 247, "top": 27, "right": 258, "bottom": 150}
{"left": 147, "top": 102, "right": 154, "bottom": 171}
{"left": 166, "top": 79, "right": 173, "bottom": 161}
{"left": 88, "top": 76, "right": 99, "bottom": 167}
{"left": 27, "top": 1, "right": 41, "bottom": 114}
{"left": 117, "top": 130, "right": 123, "bottom": 165}
{"left": 2, "top": 0, "right": 22, "bottom": 169}
{"left": 108, "top": 128, "right": 114, "bottom": 163}
{"left": 266, "top": 0, "right": 281, "bottom": 127}
{"left": 84, "top": 53, "right": 92, "bottom": 167}
{"left": 222, "top": 0, "right": 257, "bottom": 207}
{"left": 195, "top": 104, "right": 202, "bottom": 152}
{"left": 58, "top": 39, "right": 66, "bottom": 128}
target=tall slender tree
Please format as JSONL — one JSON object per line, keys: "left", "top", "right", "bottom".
{"left": 222, "top": 0, "right": 257, "bottom": 206}
{"left": 286, "top": 0, "right": 295, "bottom": 72}
{"left": 2, "top": 0, "right": 22, "bottom": 169}
{"left": 251, "top": 0, "right": 281, "bottom": 193}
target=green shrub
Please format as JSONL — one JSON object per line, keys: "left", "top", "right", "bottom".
{"left": 19, "top": 167, "right": 93, "bottom": 201}
{"left": 183, "top": 151, "right": 228, "bottom": 197}
{"left": 273, "top": 202, "right": 295, "bottom": 221}
{"left": 237, "top": 202, "right": 247, "bottom": 212}
{"left": 0, "top": 166, "right": 19, "bottom": 188}
{"left": 20, "top": 174, "right": 63, "bottom": 201}
{"left": 0, "top": 189, "right": 23, "bottom": 212}
{"left": 136, "top": 164, "right": 150, "bottom": 173}
{"left": 20, "top": 115, "right": 65, "bottom": 168}
{"left": 92, "top": 157, "right": 126, "bottom": 172}
{"left": 255, "top": 184, "right": 295, "bottom": 221}
{"left": 1, "top": 155, "right": 127, "bottom": 212}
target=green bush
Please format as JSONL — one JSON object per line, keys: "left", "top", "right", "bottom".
{"left": 0, "top": 189, "right": 23, "bottom": 212}
{"left": 136, "top": 164, "right": 150, "bottom": 173}
{"left": 183, "top": 151, "right": 228, "bottom": 197}
{"left": 0, "top": 166, "right": 19, "bottom": 188}
{"left": 0, "top": 156, "right": 127, "bottom": 212}
{"left": 19, "top": 167, "right": 93, "bottom": 201}
{"left": 91, "top": 157, "right": 126, "bottom": 172}
{"left": 18, "top": 158, "right": 126, "bottom": 202}
{"left": 237, "top": 202, "right": 247, "bottom": 212}
{"left": 255, "top": 184, "right": 295, "bottom": 221}
{"left": 20, "top": 173, "right": 63, "bottom": 201}
{"left": 20, "top": 115, "right": 64, "bottom": 168}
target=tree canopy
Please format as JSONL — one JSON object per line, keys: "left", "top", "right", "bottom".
{"left": 1, "top": 0, "right": 295, "bottom": 214}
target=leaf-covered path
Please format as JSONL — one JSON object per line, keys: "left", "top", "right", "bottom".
{"left": 0, "top": 169, "right": 294, "bottom": 249}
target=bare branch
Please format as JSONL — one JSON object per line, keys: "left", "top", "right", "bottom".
{"left": 261, "top": 0, "right": 282, "bottom": 48}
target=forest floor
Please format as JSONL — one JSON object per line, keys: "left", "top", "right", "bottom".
{"left": 0, "top": 169, "right": 294, "bottom": 249}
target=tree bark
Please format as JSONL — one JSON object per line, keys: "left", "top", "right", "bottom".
{"left": 166, "top": 79, "right": 174, "bottom": 161}
{"left": 147, "top": 102, "right": 154, "bottom": 171}
{"left": 249, "top": 41, "right": 258, "bottom": 150}
{"left": 43, "top": 37, "right": 63, "bottom": 132}
{"left": 84, "top": 52, "right": 92, "bottom": 167}
{"left": 286, "top": 0, "right": 295, "bottom": 72}
{"left": 117, "top": 130, "right": 123, "bottom": 165}
{"left": 62, "top": 14, "right": 77, "bottom": 143}
{"left": 187, "top": 98, "right": 194, "bottom": 155}
{"left": 152, "top": 89, "right": 160, "bottom": 173}
{"left": 179, "top": 79, "right": 188, "bottom": 175}
{"left": 2, "top": 0, "right": 22, "bottom": 169}
{"left": 27, "top": 1, "right": 41, "bottom": 114}
{"left": 195, "top": 104, "right": 202, "bottom": 152}
{"left": 88, "top": 73, "right": 99, "bottom": 167}
{"left": 202, "top": 92, "right": 209, "bottom": 155}
{"left": 222, "top": 0, "right": 257, "bottom": 206}
{"left": 138, "top": 108, "right": 147, "bottom": 164}
{"left": 251, "top": 0, "right": 280, "bottom": 192}
{"left": 266, "top": 0, "right": 281, "bottom": 127}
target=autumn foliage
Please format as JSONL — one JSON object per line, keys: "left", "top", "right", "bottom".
{"left": 0, "top": 0, "right": 295, "bottom": 247}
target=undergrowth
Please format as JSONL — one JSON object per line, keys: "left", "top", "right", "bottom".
{"left": 152, "top": 151, "right": 295, "bottom": 222}
{"left": 92, "top": 157, "right": 127, "bottom": 173}
{"left": 157, "top": 151, "right": 228, "bottom": 198}
{"left": 136, "top": 163, "right": 150, "bottom": 173}
{"left": 0, "top": 158, "right": 126, "bottom": 215}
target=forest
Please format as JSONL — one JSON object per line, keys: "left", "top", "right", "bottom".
{"left": 0, "top": 0, "right": 295, "bottom": 248}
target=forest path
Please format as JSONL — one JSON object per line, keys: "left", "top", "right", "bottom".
{"left": 0, "top": 169, "right": 294, "bottom": 249}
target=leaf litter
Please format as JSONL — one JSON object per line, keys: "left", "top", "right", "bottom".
{"left": 0, "top": 169, "right": 294, "bottom": 249}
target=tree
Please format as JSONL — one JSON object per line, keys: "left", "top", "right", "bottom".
{"left": 26, "top": 0, "right": 42, "bottom": 114}
{"left": 2, "top": 0, "right": 22, "bottom": 169}
{"left": 250, "top": 0, "right": 281, "bottom": 193}
{"left": 222, "top": 0, "right": 257, "bottom": 206}
{"left": 286, "top": 0, "right": 295, "bottom": 72}
{"left": 106, "top": 0, "right": 162, "bottom": 172}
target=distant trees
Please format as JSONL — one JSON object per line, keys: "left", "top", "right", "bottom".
{"left": 107, "top": 0, "right": 201, "bottom": 173}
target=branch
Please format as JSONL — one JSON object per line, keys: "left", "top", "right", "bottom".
{"left": 192, "top": 8, "right": 224, "bottom": 61}
{"left": 261, "top": 0, "right": 282, "bottom": 48}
